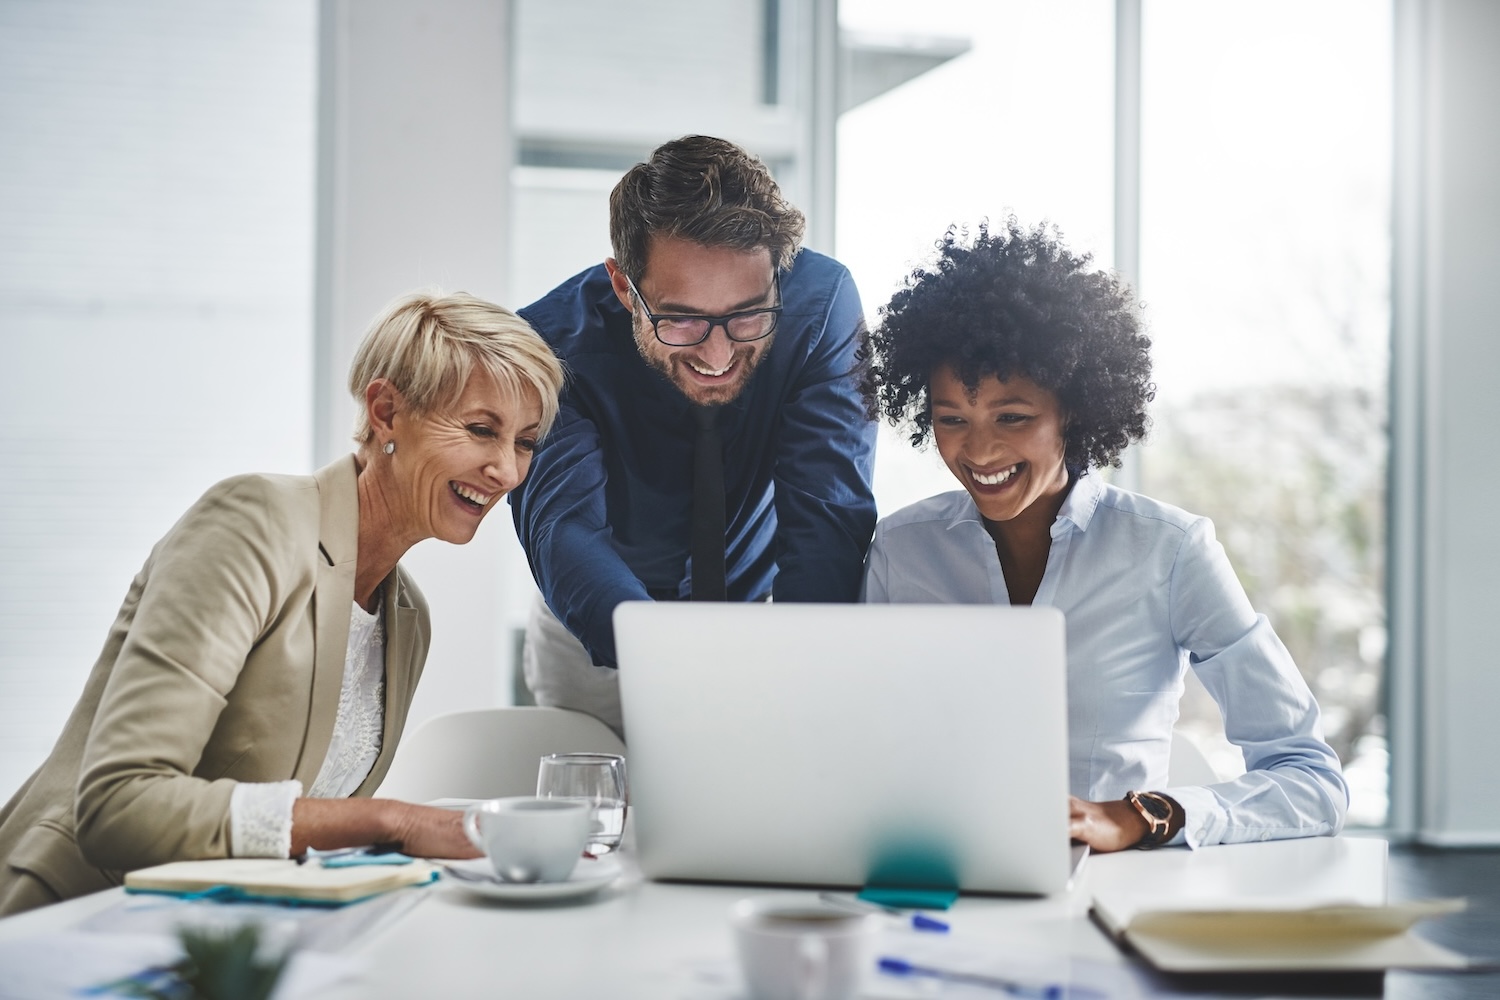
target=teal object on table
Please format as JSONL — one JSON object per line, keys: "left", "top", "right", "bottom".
{"left": 861, "top": 835, "right": 961, "bottom": 911}
{"left": 858, "top": 886, "right": 959, "bottom": 910}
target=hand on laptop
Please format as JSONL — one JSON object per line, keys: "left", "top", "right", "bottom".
{"left": 1068, "top": 796, "right": 1151, "bottom": 853}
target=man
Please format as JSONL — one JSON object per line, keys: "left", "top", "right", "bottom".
{"left": 511, "top": 135, "right": 877, "bottom": 735}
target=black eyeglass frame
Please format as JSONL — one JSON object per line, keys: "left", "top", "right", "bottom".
{"left": 623, "top": 272, "right": 783, "bottom": 347}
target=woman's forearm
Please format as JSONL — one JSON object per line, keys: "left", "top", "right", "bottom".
{"left": 290, "top": 797, "right": 479, "bottom": 859}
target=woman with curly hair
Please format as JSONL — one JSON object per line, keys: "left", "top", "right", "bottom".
{"left": 861, "top": 219, "right": 1347, "bottom": 853}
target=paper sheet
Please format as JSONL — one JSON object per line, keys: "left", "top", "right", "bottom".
{"left": 646, "top": 924, "right": 1150, "bottom": 999}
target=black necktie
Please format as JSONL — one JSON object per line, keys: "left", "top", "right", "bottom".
{"left": 691, "top": 405, "right": 727, "bottom": 601}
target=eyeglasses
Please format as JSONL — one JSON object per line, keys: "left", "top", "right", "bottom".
{"left": 623, "top": 272, "right": 782, "bottom": 347}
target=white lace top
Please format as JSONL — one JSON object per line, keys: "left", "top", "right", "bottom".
{"left": 228, "top": 600, "right": 387, "bottom": 857}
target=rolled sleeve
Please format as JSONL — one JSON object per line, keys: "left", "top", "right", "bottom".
{"left": 229, "top": 780, "right": 303, "bottom": 858}
{"left": 1170, "top": 520, "right": 1349, "bottom": 845}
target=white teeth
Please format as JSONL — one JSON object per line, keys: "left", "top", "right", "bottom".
{"left": 688, "top": 359, "right": 733, "bottom": 377}
{"left": 972, "top": 464, "right": 1019, "bottom": 486}
{"left": 450, "top": 482, "right": 493, "bottom": 506}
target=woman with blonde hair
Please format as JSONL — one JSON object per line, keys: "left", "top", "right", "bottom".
{"left": 0, "top": 290, "right": 564, "bottom": 915}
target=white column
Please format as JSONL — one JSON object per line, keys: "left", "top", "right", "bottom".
{"left": 1391, "top": 0, "right": 1500, "bottom": 844}
{"left": 804, "top": 0, "right": 840, "bottom": 254}
{"left": 316, "top": 0, "right": 521, "bottom": 724}
{"left": 1110, "top": 0, "right": 1143, "bottom": 494}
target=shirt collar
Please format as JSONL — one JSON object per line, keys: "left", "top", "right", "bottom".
{"left": 1054, "top": 470, "right": 1104, "bottom": 535}
{"left": 943, "top": 469, "right": 1105, "bottom": 536}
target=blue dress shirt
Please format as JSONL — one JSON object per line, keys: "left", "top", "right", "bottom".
{"left": 862, "top": 473, "right": 1348, "bottom": 847}
{"left": 512, "top": 250, "right": 878, "bottom": 668}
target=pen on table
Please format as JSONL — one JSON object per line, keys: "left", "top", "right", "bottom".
{"left": 816, "top": 892, "right": 950, "bottom": 932}
{"left": 295, "top": 842, "right": 403, "bottom": 865}
{"left": 878, "top": 957, "right": 1078, "bottom": 999}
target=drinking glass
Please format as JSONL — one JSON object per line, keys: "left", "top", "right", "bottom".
{"left": 536, "top": 752, "right": 627, "bottom": 856}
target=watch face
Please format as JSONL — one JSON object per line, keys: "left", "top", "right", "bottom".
{"left": 1138, "top": 793, "right": 1172, "bottom": 821}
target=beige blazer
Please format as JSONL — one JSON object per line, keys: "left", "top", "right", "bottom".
{"left": 0, "top": 456, "right": 430, "bottom": 915}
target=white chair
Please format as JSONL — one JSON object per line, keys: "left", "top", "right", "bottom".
{"left": 375, "top": 707, "right": 626, "bottom": 803}
{"left": 1167, "top": 728, "right": 1225, "bottom": 787}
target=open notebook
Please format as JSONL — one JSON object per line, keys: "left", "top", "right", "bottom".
{"left": 1091, "top": 893, "right": 1470, "bottom": 972}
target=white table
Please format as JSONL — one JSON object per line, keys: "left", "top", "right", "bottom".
{"left": 0, "top": 836, "right": 1390, "bottom": 998}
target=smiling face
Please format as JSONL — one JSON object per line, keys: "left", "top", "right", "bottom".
{"left": 609, "top": 236, "right": 777, "bottom": 406}
{"left": 390, "top": 366, "right": 543, "bottom": 546}
{"left": 930, "top": 366, "right": 1071, "bottom": 527}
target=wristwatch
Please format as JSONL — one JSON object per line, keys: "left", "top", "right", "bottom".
{"left": 1124, "top": 790, "right": 1178, "bottom": 849}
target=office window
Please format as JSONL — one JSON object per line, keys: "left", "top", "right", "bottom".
{"left": 836, "top": 0, "right": 1116, "bottom": 516}
{"left": 839, "top": 0, "right": 1392, "bottom": 828}
{"left": 1136, "top": 1, "right": 1392, "bottom": 826}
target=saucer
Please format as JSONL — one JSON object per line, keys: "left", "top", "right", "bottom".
{"left": 441, "top": 856, "right": 622, "bottom": 901}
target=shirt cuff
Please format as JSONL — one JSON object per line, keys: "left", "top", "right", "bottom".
{"left": 229, "top": 780, "right": 303, "bottom": 858}
{"left": 1162, "top": 785, "right": 1226, "bottom": 849}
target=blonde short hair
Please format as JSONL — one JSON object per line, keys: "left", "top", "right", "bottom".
{"left": 348, "top": 290, "right": 565, "bottom": 445}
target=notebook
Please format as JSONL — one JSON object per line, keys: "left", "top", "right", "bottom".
{"left": 615, "top": 602, "right": 1075, "bottom": 895}
{"left": 1090, "top": 894, "right": 1471, "bottom": 972}
{"left": 123, "top": 858, "right": 438, "bottom": 907}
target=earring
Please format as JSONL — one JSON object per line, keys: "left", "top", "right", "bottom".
{"left": 383, "top": 441, "right": 396, "bottom": 455}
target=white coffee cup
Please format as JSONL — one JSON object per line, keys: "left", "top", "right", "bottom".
{"left": 729, "top": 895, "right": 880, "bottom": 1000}
{"left": 462, "top": 796, "right": 591, "bottom": 883}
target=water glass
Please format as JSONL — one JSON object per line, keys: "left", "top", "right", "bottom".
{"left": 536, "top": 752, "right": 627, "bottom": 856}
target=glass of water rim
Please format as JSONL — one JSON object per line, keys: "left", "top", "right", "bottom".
{"left": 536, "top": 752, "right": 627, "bottom": 856}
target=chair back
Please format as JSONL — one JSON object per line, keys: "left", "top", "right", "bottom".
{"left": 376, "top": 707, "right": 625, "bottom": 803}
{"left": 1168, "top": 728, "right": 1232, "bottom": 787}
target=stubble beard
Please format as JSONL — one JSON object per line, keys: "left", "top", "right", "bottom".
{"left": 632, "top": 313, "right": 774, "bottom": 407}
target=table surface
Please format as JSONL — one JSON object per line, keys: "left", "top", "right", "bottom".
{"left": 0, "top": 835, "right": 1397, "bottom": 999}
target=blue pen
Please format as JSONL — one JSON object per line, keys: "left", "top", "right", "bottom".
{"left": 878, "top": 957, "right": 1099, "bottom": 999}
{"left": 816, "top": 892, "right": 950, "bottom": 932}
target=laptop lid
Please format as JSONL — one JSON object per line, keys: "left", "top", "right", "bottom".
{"left": 615, "top": 602, "right": 1074, "bottom": 895}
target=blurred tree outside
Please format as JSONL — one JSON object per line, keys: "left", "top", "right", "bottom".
{"left": 1140, "top": 379, "right": 1389, "bottom": 826}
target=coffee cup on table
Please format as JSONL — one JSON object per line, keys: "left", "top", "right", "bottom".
{"left": 462, "top": 796, "right": 591, "bottom": 883}
{"left": 730, "top": 895, "right": 880, "bottom": 1000}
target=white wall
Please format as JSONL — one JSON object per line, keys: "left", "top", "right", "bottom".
{"left": 315, "top": 0, "right": 520, "bottom": 729}
{"left": 508, "top": 0, "right": 835, "bottom": 248}
{"left": 0, "top": 0, "right": 317, "bottom": 803}
{"left": 512, "top": 0, "right": 796, "bottom": 159}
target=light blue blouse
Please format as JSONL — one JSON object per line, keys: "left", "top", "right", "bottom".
{"left": 861, "top": 473, "right": 1348, "bottom": 847}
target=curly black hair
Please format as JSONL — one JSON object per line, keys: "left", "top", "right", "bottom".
{"left": 862, "top": 218, "right": 1154, "bottom": 470}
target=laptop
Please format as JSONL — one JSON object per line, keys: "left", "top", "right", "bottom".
{"left": 615, "top": 602, "right": 1079, "bottom": 896}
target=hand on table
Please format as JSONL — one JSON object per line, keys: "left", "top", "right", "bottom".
{"left": 1068, "top": 795, "right": 1149, "bottom": 853}
{"left": 290, "top": 797, "right": 482, "bottom": 859}
{"left": 384, "top": 801, "right": 483, "bottom": 860}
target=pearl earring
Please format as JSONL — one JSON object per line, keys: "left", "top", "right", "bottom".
{"left": 383, "top": 441, "right": 395, "bottom": 455}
